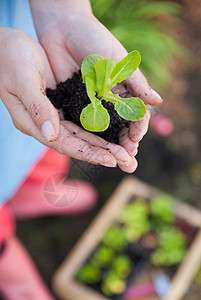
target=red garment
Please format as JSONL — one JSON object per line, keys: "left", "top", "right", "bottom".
{"left": 0, "top": 205, "right": 15, "bottom": 245}
{"left": 0, "top": 148, "right": 70, "bottom": 243}
{"left": 20, "top": 148, "right": 70, "bottom": 186}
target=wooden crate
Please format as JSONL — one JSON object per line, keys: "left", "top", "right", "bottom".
{"left": 52, "top": 176, "right": 201, "bottom": 300}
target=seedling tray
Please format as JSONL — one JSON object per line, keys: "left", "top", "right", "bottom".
{"left": 52, "top": 176, "right": 201, "bottom": 300}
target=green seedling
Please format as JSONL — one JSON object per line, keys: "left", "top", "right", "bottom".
{"left": 150, "top": 193, "right": 174, "bottom": 226}
{"left": 118, "top": 200, "right": 150, "bottom": 242}
{"left": 118, "top": 200, "right": 148, "bottom": 225}
{"left": 101, "top": 271, "right": 126, "bottom": 296}
{"left": 80, "top": 51, "right": 146, "bottom": 132}
{"left": 151, "top": 227, "right": 187, "bottom": 266}
{"left": 92, "top": 245, "right": 114, "bottom": 268}
{"left": 76, "top": 264, "right": 100, "bottom": 284}
{"left": 102, "top": 224, "right": 128, "bottom": 251}
{"left": 124, "top": 221, "right": 150, "bottom": 243}
{"left": 112, "top": 255, "right": 132, "bottom": 278}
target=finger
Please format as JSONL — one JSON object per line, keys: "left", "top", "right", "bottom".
{"left": 118, "top": 156, "right": 138, "bottom": 173}
{"left": 49, "top": 124, "right": 117, "bottom": 167}
{"left": 61, "top": 120, "right": 133, "bottom": 167}
{"left": 36, "top": 41, "right": 57, "bottom": 89}
{"left": 3, "top": 92, "right": 117, "bottom": 168}
{"left": 42, "top": 37, "right": 80, "bottom": 82}
{"left": 119, "top": 127, "right": 139, "bottom": 156}
{"left": 14, "top": 74, "right": 60, "bottom": 142}
{"left": 1, "top": 92, "right": 45, "bottom": 140}
{"left": 129, "top": 107, "right": 151, "bottom": 142}
{"left": 126, "top": 68, "right": 163, "bottom": 106}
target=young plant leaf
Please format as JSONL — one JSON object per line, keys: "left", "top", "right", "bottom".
{"left": 95, "top": 59, "right": 116, "bottom": 97}
{"left": 80, "top": 51, "right": 144, "bottom": 132}
{"left": 103, "top": 93, "right": 146, "bottom": 121}
{"left": 80, "top": 102, "right": 110, "bottom": 132}
{"left": 110, "top": 51, "right": 141, "bottom": 87}
{"left": 85, "top": 77, "right": 98, "bottom": 105}
{"left": 81, "top": 74, "right": 110, "bottom": 132}
{"left": 81, "top": 54, "right": 104, "bottom": 83}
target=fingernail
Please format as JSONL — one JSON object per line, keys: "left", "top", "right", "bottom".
{"left": 117, "top": 157, "right": 132, "bottom": 167}
{"left": 130, "top": 132, "right": 142, "bottom": 142}
{"left": 102, "top": 162, "right": 116, "bottom": 168}
{"left": 101, "top": 159, "right": 116, "bottom": 167}
{"left": 41, "top": 120, "right": 55, "bottom": 141}
{"left": 133, "top": 149, "right": 138, "bottom": 156}
{"left": 151, "top": 89, "right": 163, "bottom": 102}
{"left": 98, "top": 158, "right": 116, "bottom": 168}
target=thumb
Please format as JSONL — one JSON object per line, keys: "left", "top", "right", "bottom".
{"left": 19, "top": 80, "right": 60, "bottom": 141}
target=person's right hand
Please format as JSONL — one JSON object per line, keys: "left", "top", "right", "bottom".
{"left": 0, "top": 27, "right": 134, "bottom": 168}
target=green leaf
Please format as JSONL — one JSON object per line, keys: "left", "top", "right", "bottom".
{"left": 95, "top": 59, "right": 116, "bottom": 97}
{"left": 81, "top": 77, "right": 110, "bottom": 132}
{"left": 85, "top": 77, "right": 98, "bottom": 105}
{"left": 80, "top": 102, "right": 110, "bottom": 132}
{"left": 81, "top": 54, "right": 104, "bottom": 83}
{"left": 110, "top": 51, "right": 141, "bottom": 87}
{"left": 103, "top": 93, "right": 146, "bottom": 121}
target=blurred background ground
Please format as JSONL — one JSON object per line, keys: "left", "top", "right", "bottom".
{"left": 14, "top": 0, "right": 201, "bottom": 299}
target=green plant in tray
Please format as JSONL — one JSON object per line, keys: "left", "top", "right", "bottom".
{"left": 118, "top": 200, "right": 150, "bottom": 242}
{"left": 112, "top": 255, "right": 132, "bottom": 278}
{"left": 118, "top": 200, "right": 148, "bottom": 225}
{"left": 102, "top": 224, "right": 128, "bottom": 251}
{"left": 151, "top": 227, "right": 187, "bottom": 266}
{"left": 80, "top": 51, "right": 146, "bottom": 132}
{"left": 76, "top": 193, "right": 191, "bottom": 298}
{"left": 101, "top": 270, "right": 126, "bottom": 296}
{"left": 92, "top": 245, "right": 114, "bottom": 268}
{"left": 150, "top": 193, "right": 174, "bottom": 227}
{"left": 76, "top": 264, "right": 101, "bottom": 284}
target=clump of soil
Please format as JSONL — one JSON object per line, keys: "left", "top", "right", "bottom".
{"left": 46, "top": 71, "right": 126, "bottom": 144}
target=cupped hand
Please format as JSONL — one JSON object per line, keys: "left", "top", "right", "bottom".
{"left": 0, "top": 27, "right": 59, "bottom": 141}
{"left": 31, "top": 1, "right": 162, "bottom": 172}
{"left": 0, "top": 27, "right": 131, "bottom": 168}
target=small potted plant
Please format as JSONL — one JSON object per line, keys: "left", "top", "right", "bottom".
{"left": 92, "top": 245, "right": 114, "bottom": 268}
{"left": 102, "top": 224, "right": 128, "bottom": 252}
{"left": 118, "top": 200, "right": 150, "bottom": 243}
{"left": 112, "top": 255, "right": 132, "bottom": 278}
{"left": 76, "top": 263, "right": 101, "bottom": 285}
{"left": 101, "top": 270, "right": 126, "bottom": 297}
{"left": 150, "top": 193, "right": 175, "bottom": 228}
{"left": 47, "top": 51, "right": 146, "bottom": 143}
{"left": 151, "top": 227, "right": 187, "bottom": 267}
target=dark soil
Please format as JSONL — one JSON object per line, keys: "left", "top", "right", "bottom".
{"left": 46, "top": 71, "right": 126, "bottom": 144}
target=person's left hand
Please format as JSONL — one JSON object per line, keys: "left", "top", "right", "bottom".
{"left": 30, "top": 0, "right": 162, "bottom": 173}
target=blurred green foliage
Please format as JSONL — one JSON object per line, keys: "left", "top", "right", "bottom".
{"left": 112, "top": 255, "right": 132, "bottom": 278}
{"left": 102, "top": 224, "right": 128, "bottom": 251}
{"left": 150, "top": 193, "right": 174, "bottom": 226}
{"left": 77, "top": 264, "right": 101, "bottom": 283}
{"left": 151, "top": 227, "right": 187, "bottom": 266}
{"left": 92, "top": 245, "right": 114, "bottom": 267}
{"left": 118, "top": 200, "right": 150, "bottom": 242}
{"left": 91, "top": 0, "right": 183, "bottom": 89}
{"left": 101, "top": 270, "right": 126, "bottom": 296}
